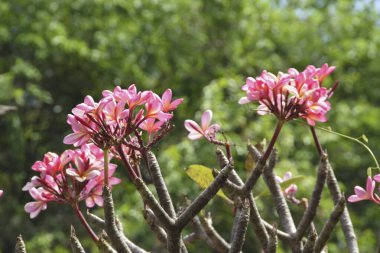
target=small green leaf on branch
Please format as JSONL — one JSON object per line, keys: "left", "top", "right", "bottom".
{"left": 185, "top": 165, "right": 231, "bottom": 202}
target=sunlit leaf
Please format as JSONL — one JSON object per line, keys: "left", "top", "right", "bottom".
{"left": 245, "top": 152, "right": 255, "bottom": 172}
{"left": 185, "top": 164, "right": 231, "bottom": 202}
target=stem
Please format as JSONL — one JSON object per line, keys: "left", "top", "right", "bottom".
{"left": 73, "top": 203, "right": 99, "bottom": 242}
{"left": 104, "top": 148, "right": 109, "bottom": 187}
{"left": 310, "top": 126, "right": 323, "bottom": 156}
{"left": 314, "top": 125, "right": 380, "bottom": 168}
{"left": 116, "top": 144, "right": 139, "bottom": 181}
{"left": 260, "top": 120, "right": 284, "bottom": 164}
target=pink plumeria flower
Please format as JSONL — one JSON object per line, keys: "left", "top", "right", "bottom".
{"left": 66, "top": 145, "right": 103, "bottom": 182}
{"left": 161, "top": 89, "right": 184, "bottom": 112}
{"left": 65, "top": 84, "right": 182, "bottom": 151}
{"left": 284, "top": 184, "right": 298, "bottom": 199}
{"left": 0, "top": 189, "right": 3, "bottom": 198}
{"left": 239, "top": 64, "right": 336, "bottom": 126}
{"left": 139, "top": 118, "right": 165, "bottom": 135}
{"left": 348, "top": 176, "right": 380, "bottom": 204}
{"left": 316, "top": 63, "right": 336, "bottom": 83}
{"left": 63, "top": 114, "right": 93, "bottom": 147}
{"left": 24, "top": 188, "right": 50, "bottom": 219}
{"left": 24, "top": 145, "right": 121, "bottom": 218}
{"left": 84, "top": 166, "right": 121, "bottom": 208}
{"left": 184, "top": 110, "right": 220, "bottom": 140}
{"left": 373, "top": 174, "right": 380, "bottom": 183}
{"left": 145, "top": 95, "right": 173, "bottom": 122}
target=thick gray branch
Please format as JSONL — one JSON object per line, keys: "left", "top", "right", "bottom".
{"left": 15, "top": 235, "right": 27, "bottom": 253}
{"left": 134, "top": 178, "right": 175, "bottom": 229}
{"left": 267, "top": 224, "right": 278, "bottom": 253}
{"left": 87, "top": 210, "right": 106, "bottom": 230}
{"left": 326, "top": 163, "right": 359, "bottom": 253}
{"left": 70, "top": 226, "right": 86, "bottom": 253}
{"left": 314, "top": 196, "right": 346, "bottom": 253}
{"left": 146, "top": 151, "right": 177, "bottom": 217}
{"left": 87, "top": 211, "right": 149, "bottom": 253}
{"left": 143, "top": 208, "right": 168, "bottom": 245}
{"left": 183, "top": 233, "right": 198, "bottom": 245}
{"left": 229, "top": 199, "right": 250, "bottom": 253}
{"left": 103, "top": 186, "right": 132, "bottom": 253}
{"left": 303, "top": 228, "right": 317, "bottom": 253}
{"left": 216, "top": 149, "right": 269, "bottom": 249}
{"left": 97, "top": 234, "right": 117, "bottom": 253}
{"left": 262, "top": 220, "right": 292, "bottom": 241}
{"left": 200, "top": 214, "right": 230, "bottom": 252}
{"left": 262, "top": 150, "right": 302, "bottom": 252}
{"left": 296, "top": 153, "right": 328, "bottom": 240}
{"left": 262, "top": 150, "right": 296, "bottom": 234}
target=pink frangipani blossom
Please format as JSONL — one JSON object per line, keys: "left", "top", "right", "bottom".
{"left": 161, "top": 89, "right": 184, "bottom": 112}
{"left": 24, "top": 188, "right": 49, "bottom": 219}
{"left": 239, "top": 64, "right": 336, "bottom": 126}
{"left": 0, "top": 189, "right": 3, "bottom": 198}
{"left": 184, "top": 110, "right": 220, "bottom": 141}
{"left": 24, "top": 144, "right": 121, "bottom": 218}
{"left": 64, "top": 84, "right": 183, "bottom": 150}
{"left": 348, "top": 176, "right": 380, "bottom": 205}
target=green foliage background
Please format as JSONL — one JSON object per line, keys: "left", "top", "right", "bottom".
{"left": 1, "top": 0, "right": 379, "bottom": 252}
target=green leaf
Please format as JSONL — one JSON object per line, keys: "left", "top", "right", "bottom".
{"left": 185, "top": 164, "right": 231, "bottom": 202}
{"left": 244, "top": 152, "right": 255, "bottom": 172}
{"left": 254, "top": 175, "right": 305, "bottom": 199}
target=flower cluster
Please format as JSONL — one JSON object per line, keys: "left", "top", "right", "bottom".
{"left": 64, "top": 85, "right": 183, "bottom": 149}
{"left": 23, "top": 144, "right": 121, "bottom": 218}
{"left": 184, "top": 110, "right": 221, "bottom": 141}
{"left": 275, "top": 171, "right": 298, "bottom": 200}
{"left": 348, "top": 175, "right": 380, "bottom": 205}
{"left": 239, "top": 64, "right": 336, "bottom": 126}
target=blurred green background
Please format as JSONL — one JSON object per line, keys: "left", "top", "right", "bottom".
{"left": 1, "top": 0, "right": 380, "bottom": 252}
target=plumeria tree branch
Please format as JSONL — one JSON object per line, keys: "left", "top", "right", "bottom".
{"left": 314, "top": 196, "right": 346, "bottom": 253}
{"left": 146, "top": 151, "right": 177, "bottom": 217}
{"left": 326, "top": 167, "right": 359, "bottom": 252}
{"left": 198, "top": 213, "right": 231, "bottom": 252}
{"left": 15, "top": 235, "right": 27, "bottom": 253}
{"left": 296, "top": 153, "right": 328, "bottom": 240}
{"left": 228, "top": 199, "right": 250, "bottom": 253}
{"left": 143, "top": 208, "right": 168, "bottom": 245}
{"left": 102, "top": 186, "right": 132, "bottom": 253}
{"left": 70, "top": 226, "right": 86, "bottom": 253}
{"left": 310, "top": 129, "right": 359, "bottom": 252}
{"left": 267, "top": 224, "right": 278, "bottom": 253}
{"left": 303, "top": 228, "right": 318, "bottom": 253}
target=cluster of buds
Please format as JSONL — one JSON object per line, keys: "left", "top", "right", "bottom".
{"left": 63, "top": 85, "right": 183, "bottom": 150}
{"left": 348, "top": 175, "right": 380, "bottom": 205}
{"left": 23, "top": 144, "right": 120, "bottom": 218}
{"left": 239, "top": 64, "right": 337, "bottom": 126}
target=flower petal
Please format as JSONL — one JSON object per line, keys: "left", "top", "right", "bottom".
{"left": 201, "top": 110, "right": 213, "bottom": 130}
